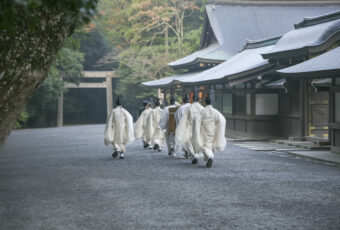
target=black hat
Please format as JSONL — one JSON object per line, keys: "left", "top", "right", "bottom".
{"left": 193, "top": 88, "right": 199, "bottom": 102}
{"left": 170, "top": 96, "right": 176, "bottom": 105}
{"left": 116, "top": 96, "right": 122, "bottom": 106}
{"left": 205, "top": 93, "right": 211, "bottom": 105}
{"left": 155, "top": 98, "right": 160, "bottom": 106}
{"left": 182, "top": 94, "right": 189, "bottom": 103}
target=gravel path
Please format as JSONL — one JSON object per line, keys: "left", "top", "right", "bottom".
{"left": 1, "top": 125, "right": 340, "bottom": 230}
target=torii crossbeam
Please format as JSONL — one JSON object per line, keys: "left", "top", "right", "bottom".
{"left": 57, "top": 71, "right": 117, "bottom": 127}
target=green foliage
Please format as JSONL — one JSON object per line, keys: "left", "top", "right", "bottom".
{"left": 25, "top": 68, "right": 64, "bottom": 127}
{"left": 95, "top": 0, "right": 206, "bottom": 113}
{"left": 115, "top": 66, "right": 157, "bottom": 117}
{"left": 22, "top": 36, "right": 85, "bottom": 127}
{"left": 79, "top": 29, "right": 113, "bottom": 70}
{"left": 117, "top": 45, "right": 173, "bottom": 80}
{"left": 55, "top": 47, "right": 84, "bottom": 84}
{"left": 0, "top": 0, "right": 98, "bottom": 31}
{"left": 97, "top": 0, "right": 204, "bottom": 49}
{"left": 183, "top": 28, "right": 202, "bottom": 54}
{"left": 13, "top": 109, "right": 29, "bottom": 129}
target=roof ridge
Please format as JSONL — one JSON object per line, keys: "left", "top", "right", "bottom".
{"left": 241, "top": 36, "right": 281, "bottom": 50}
{"left": 295, "top": 10, "right": 340, "bottom": 29}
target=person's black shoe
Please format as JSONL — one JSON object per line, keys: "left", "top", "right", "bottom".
{"left": 183, "top": 151, "right": 189, "bottom": 159}
{"left": 112, "top": 151, "right": 119, "bottom": 158}
{"left": 145, "top": 143, "right": 149, "bottom": 149}
{"left": 154, "top": 144, "right": 159, "bottom": 151}
{"left": 119, "top": 153, "right": 124, "bottom": 159}
{"left": 168, "top": 148, "right": 174, "bottom": 156}
{"left": 143, "top": 141, "right": 149, "bottom": 149}
{"left": 206, "top": 158, "right": 213, "bottom": 168}
{"left": 192, "top": 158, "right": 198, "bottom": 164}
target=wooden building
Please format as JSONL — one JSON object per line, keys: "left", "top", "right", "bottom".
{"left": 261, "top": 10, "right": 340, "bottom": 150}
{"left": 143, "top": 1, "right": 340, "bottom": 141}
{"left": 278, "top": 46, "right": 340, "bottom": 153}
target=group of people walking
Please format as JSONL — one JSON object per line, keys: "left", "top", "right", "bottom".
{"left": 104, "top": 93, "right": 226, "bottom": 168}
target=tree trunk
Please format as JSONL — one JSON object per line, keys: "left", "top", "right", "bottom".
{"left": 165, "top": 25, "right": 169, "bottom": 56}
{"left": 0, "top": 11, "right": 77, "bottom": 148}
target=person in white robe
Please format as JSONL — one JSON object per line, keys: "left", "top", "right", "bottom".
{"left": 104, "top": 97, "right": 135, "bottom": 159}
{"left": 175, "top": 95, "right": 191, "bottom": 125}
{"left": 134, "top": 103, "right": 152, "bottom": 148}
{"left": 200, "top": 96, "right": 226, "bottom": 168}
{"left": 145, "top": 99, "right": 165, "bottom": 151}
{"left": 175, "top": 95, "right": 191, "bottom": 158}
{"left": 159, "top": 96, "right": 179, "bottom": 156}
{"left": 175, "top": 93, "right": 204, "bottom": 164}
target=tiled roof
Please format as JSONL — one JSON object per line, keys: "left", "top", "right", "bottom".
{"left": 168, "top": 43, "right": 227, "bottom": 69}
{"left": 278, "top": 46, "right": 340, "bottom": 78}
{"left": 262, "top": 10, "right": 340, "bottom": 59}
{"left": 141, "top": 71, "right": 203, "bottom": 88}
{"left": 295, "top": 10, "right": 340, "bottom": 28}
{"left": 169, "top": 3, "right": 340, "bottom": 69}
{"left": 176, "top": 38, "right": 279, "bottom": 86}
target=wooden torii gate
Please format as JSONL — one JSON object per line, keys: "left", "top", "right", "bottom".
{"left": 57, "top": 71, "right": 117, "bottom": 127}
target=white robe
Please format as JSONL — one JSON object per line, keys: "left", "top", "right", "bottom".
{"left": 134, "top": 107, "right": 152, "bottom": 142}
{"left": 146, "top": 106, "right": 165, "bottom": 147}
{"left": 159, "top": 104, "right": 178, "bottom": 130}
{"left": 175, "top": 103, "right": 191, "bottom": 126}
{"left": 200, "top": 105, "right": 227, "bottom": 161}
{"left": 104, "top": 106, "right": 135, "bottom": 153}
{"left": 175, "top": 102, "right": 204, "bottom": 157}
{"left": 159, "top": 104, "right": 178, "bottom": 153}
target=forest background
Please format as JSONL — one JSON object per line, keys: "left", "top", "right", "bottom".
{"left": 17, "top": 0, "right": 207, "bottom": 128}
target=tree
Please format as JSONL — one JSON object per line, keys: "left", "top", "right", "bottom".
{"left": 97, "top": 0, "right": 203, "bottom": 51}
{"left": 94, "top": 0, "right": 206, "bottom": 116}
{"left": 79, "top": 29, "right": 113, "bottom": 70}
{"left": 25, "top": 36, "right": 85, "bottom": 128}
{"left": 128, "top": 0, "right": 200, "bottom": 51}
{"left": 0, "top": 0, "right": 98, "bottom": 148}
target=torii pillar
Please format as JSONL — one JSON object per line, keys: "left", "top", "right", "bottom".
{"left": 106, "top": 77, "right": 113, "bottom": 115}
{"left": 57, "top": 71, "right": 117, "bottom": 127}
{"left": 57, "top": 92, "right": 63, "bottom": 127}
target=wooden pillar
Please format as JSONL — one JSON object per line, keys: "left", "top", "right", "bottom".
{"left": 170, "top": 87, "right": 175, "bottom": 97}
{"left": 158, "top": 88, "right": 162, "bottom": 100}
{"left": 210, "top": 85, "right": 215, "bottom": 106}
{"left": 299, "top": 79, "right": 305, "bottom": 138}
{"left": 304, "top": 80, "right": 309, "bottom": 138}
{"left": 163, "top": 88, "right": 167, "bottom": 106}
{"left": 181, "top": 86, "right": 186, "bottom": 98}
{"left": 251, "top": 81, "right": 256, "bottom": 117}
{"left": 332, "top": 77, "right": 340, "bottom": 153}
{"left": 106, "top": 77, "right": 113, "bottom": 116}
{"left": 232, "top": 86, "right": 235, "bottom": 116}
{"left": 57, "top": 91, "right": 63, "bottom": 127}
{"left": 329, "top": 77, "right": 334, "bottom": 144}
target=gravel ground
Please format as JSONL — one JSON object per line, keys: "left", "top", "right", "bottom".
{"left": 0, "top": 125, "right": 340, "bottom": 230}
